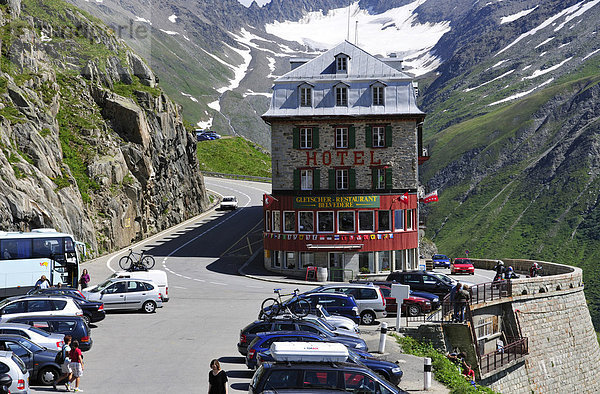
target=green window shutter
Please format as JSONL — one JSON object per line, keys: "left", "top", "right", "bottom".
{"left": 349, "top": 169, "right": 356, "bottom": 190}
{"left": 349, "top": 126, "right": 355, "bottom": 149}
{"left": 313, "top": 127, "right": 319, "bottom": 148}
{"left": 365, "top": 126, "right": 372, "bottom": 148}
{"left": 372, "top": 168, "right": 377, "bottom": 189}
{"left": 293, "top": 169, "right": 300, "bottom": 190}
{"left": 385, "top": 168, "right": 393, "bottom": 189}
{"left": 328, "top": 169, "right": 336, "bottom": 190}
{"left": 385, "top": 125, "right": 393, "bottom": 147}
{"left": 313, "top": 169, "right": 320, "bottom": 190}
{"left": 293, "top": 127, "right": 300, "bottom": 149}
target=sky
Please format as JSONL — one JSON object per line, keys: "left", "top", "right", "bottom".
{"left": 237, "top": 0, "right": 271, "bottom": 7}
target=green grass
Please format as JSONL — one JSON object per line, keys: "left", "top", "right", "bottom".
{"left": 196, "top": 136, "right": 271, "bottom": 177}
{"left": 395, "top": 335, "right": 497, "bottom": 394}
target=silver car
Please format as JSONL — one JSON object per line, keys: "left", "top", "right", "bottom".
{"left": 308, "top": 284, "right": 387, "bottom": 325}
{"left": 83, "top": 278, "right": 163, "bottom": 313}
{"left": 0, "top": 323, "right": 64, "bottom": 351}
{"left": 0, "top": 350, "right": 29, "bottom": 394}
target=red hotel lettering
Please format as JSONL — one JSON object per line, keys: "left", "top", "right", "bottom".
{"left": 370, "top": 150, "right": 381, "bottom": 165}
{"left": 322, "top": 151, "right": 332, "bottom": 165}
{"left": 353, "top": 151, "right": 365, "bottom": 165}
{"left": 305, "top": 151, "right": 318, "bottom": 166}
{"left": 336, "top": 151, "right": 348, "bottom": 165}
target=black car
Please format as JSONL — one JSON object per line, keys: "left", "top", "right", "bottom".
{"left": 385, "top": 270, "right": 456, "bottom": 297}
{"left": 27, "top": 287, "right": 105, "bottom": 325}
{"left": 0, "top": 334, "right": 60, "bottom": 385}
{"left": 5, "top": 315, "right": 92, "bottom": 351}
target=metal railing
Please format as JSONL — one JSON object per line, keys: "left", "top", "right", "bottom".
{"left": 478, "top": 337, "right": 528, "bottom": 375}
{"left": 469, "top": 280, "right": 512, "bottom": 305}
{"left": 203, "top": 171, "right": 271, "bottom": 183}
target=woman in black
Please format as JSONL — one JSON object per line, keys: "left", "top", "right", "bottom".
{"left": 208, "top": 359, "right": 228, "bottom": 394}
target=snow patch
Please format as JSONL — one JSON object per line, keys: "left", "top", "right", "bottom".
{"left": 160, "top": 29, "right": 179, "bottom": 36}
{"left": 583, "top": 48, "right": 600, "bottom": 61}
{"left": 181, "top": 92, "right": 199, "bottom": 103}
{"left": 243, "top": 90, "right": 272, "bottom": 98}
{"left": 463, "top": 70, "right": 515, "bottom": 92}
{"left": 554, "top": 0, "right": 600, "bottom": 32}
{"left": 134, "top": 16, "right": 151, "bottom": 24}
{"left": 216, "top": 43, "right": 252, "bottom": 94}
{"left": 168, "top": 14, "right": 178, "bottom": 24}
{"left": 488, "top": 78, "right": 554, "bottom": 106}
{"left": 535, "top": 37, "right": 555, "bottom": 49}
{"left": 522, "top": 57, "right": 572, "bottom": 80}
{"left": 196, "top": 118, "right": 213, "bottom": 129}
{"left": 500, "top": 6, "right": 538, "bottom": 24}
{"left": 558, "top": 42, "right": 570, "bottom": 48}
{"left": 266, "top": 56, "right": 278, "bottom": 78}
{"left": 208, "top": 100, "right": 221, "bottom": 112}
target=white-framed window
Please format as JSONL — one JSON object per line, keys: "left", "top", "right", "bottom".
{"left": 336, "top": 86, "right": 348, "bottom": 106}
{"left": 335, "top": 127, "right": 348, "bottom": 148}
{"left": 272, "top": 250, "right": 282, "bottom": 268}
{"left": 373, "top": 126, "right": 385, "bottom": 147}
{"left": 374, "top": 168, "right": 385, "bottom": 189}
{"left": 359, "top": 252, "right": 374, "bottom": 274}
{"left": 336, "top": 56, "right": 347, "bottom": 72}
{"left": 272, "top": 211, "right": 281, "bottom": 232}
{"left": 299, "top": 211, "right": 314, "bottom": 233}
{"left": 394, "top": 209, "right": 405, "bottom": 231}
{"left": 286, "top": 252, "right": 296, "bottom": 269}
{"left": 299, "top": 252, "right": 314, "bottom": 269}
{"left": 406, "top": 209, "right": 414, "bottom": 230}
{"left": 372, "top": 86, "right": 384, "bottom": 106}
{"left": 358, "top": 211, "right": 374, "bottom": 232}
{"left": 300, "top": 127, "right": 312, "bottom": 149}
{"left": 283, "top": 211, "right": 295, "bottom": 233}
{"left": 378, "top": 210, "right": 391, "bottom": 232}
{"left": 336, "top": 169, "right": 349, "bottom": 190}
{"left": 301, "top": 169, "right": 313, "bottom": 190}
{"left": 265, "top": 211, "right": 271, "bottom": 232}
{"left": 338, "top": 211, "right": 355, "bottom": 233}
{"left": 300, "top": 86, "right": 312, "bottom": 107}
{"left": 317, "top": 211, "right": 334, "bottom": 233}
{"left": 378, "top": 251, "right": 391, "bottom": 272}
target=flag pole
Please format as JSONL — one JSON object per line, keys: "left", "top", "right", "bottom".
{"left": 347, "top": 0, "right": 351, "bottom": 41}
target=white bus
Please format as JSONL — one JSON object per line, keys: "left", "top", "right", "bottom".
{"left": 0, "top": 229, "right": 86, "bottom": 297}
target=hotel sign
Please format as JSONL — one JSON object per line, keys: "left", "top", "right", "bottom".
{"left": 294, "top": 195, "right": 380, "bottom": 209}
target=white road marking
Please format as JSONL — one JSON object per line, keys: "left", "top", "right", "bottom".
{"left": 210, "top": 281, "right": 226, "bottom": 286}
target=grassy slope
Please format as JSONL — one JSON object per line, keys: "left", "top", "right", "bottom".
{"left": 196, "top": 137, "right": 271, "bottom": 177}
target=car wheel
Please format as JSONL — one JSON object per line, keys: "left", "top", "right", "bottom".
{"left": 82, "top": 314, "right": 91, "bottom": 326}
{"left": 407, "top": 304, "right": 421, "bottom": 317}
{"left": 142, "top": 301, "right": 157, "bottom": 313}
{"left": 38, "top": 366, "right": 60, "bottom": 385}
{"left": 360, "top": 311, "right": 376, "bottom": 325}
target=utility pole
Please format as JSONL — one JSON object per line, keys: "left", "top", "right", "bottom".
{"left": 346, "top": 0, "right": 351, "bottom": 41}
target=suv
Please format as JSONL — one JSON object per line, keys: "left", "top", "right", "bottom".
{"left": 386, "top": 270, "right": 457, "bottom": 297}
{"left": 5, "top": 315, "right": 92, "bottom": 351}
{"left": 0, "top": 351, "right": 29, "bottom": 394}
{"left": 308, "top": 284, "right": 387, "bottom": 325}
{"left": 0, "top": 295, "right": 83, "bottom": 320}
{"left": 249, "top": 360, "right": 400, "bottom": 393}
{"left": 27, "top": 287, "right": 105, "bottom": 325}
{"left": 83, "top": 278, "right": 163, "bottom": 313}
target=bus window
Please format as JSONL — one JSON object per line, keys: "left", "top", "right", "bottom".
{"left": 0, "top": 240, "right": 31, "bottom": 260}
{"left": 32, "top": 238, "right": 63, "bottom": 258}
{"left": 64, "top": 238, "right": 75, "bottom": 253}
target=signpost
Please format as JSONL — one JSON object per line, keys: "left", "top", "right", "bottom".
{"left": 391, "top": 283, "right": 410, "bottom": 329}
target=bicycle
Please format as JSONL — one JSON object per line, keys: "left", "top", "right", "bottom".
{"left": 260, "top": 288, "right": 311, "bottom": 320}
{"left": 118, "top": 249, "right": 156, "bottom": 271}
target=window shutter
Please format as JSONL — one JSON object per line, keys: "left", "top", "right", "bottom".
{"left": 293, "top": 128, "right": 299, "bottom": 149}
{"left": 293, "top": 169, "right": 300, "bottom": 190}
{"left": 313, "top": 127, "right": 319, "bottom": 149}
{"left": 349, "top": 169, "right": 356, "bottom": 190}
{"left": 328, "top": 169, "right": 336, "bottom": 190}
{"left": 385, "top": 168, "right": 393, "bottom": 189}
{"left": 365, "top": 126, "right": 372, "bottom": 148}
{"left": 372, "top": 168, "right": 377, "bottom": 189}
{"left": 348, "top": 126, "right": 355, "bottom": 148}
{"left": 385, "top": 125, "right": 393, "bottom": 147}
{"left": 313, "top": 169, "right": 320, "bottom": 190}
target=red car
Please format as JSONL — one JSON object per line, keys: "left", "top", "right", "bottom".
{"left": 451, "top": 258, "right": 475, "bottom": 275}
{"left": 378, "top": 286, "right": 432, "bottom": 317}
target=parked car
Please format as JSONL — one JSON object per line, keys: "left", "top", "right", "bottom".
{"left": 219, "top": 196, "right": 238, "bottom": 210}
{"left": 312, "top": 305, "right": 359, "bottom": 333}
{"left": 386, "top": 270, "right": 459, "bottom": 297}
{"left": 4, "top": 316, "right": 92, "bottom": 351}
{"left": 293, "top": 293, "right": 361, "bottom": 324}
{"left": 351, "top": 280, "right": 441, "bottom": 310}
{"left": 0, "top": 334, "right": 60, "bottom": 386}
{"left": 109, "top": 270, "right": 169, "bottom": 302}
{"left": 307, "top": 284, "right": 387, "bottom": 325}
{"left": 237, "top": 318, "right": 367, "bottom": 356}
{"left": 451, "top": 258, "right": 475, "bottom": 275}
{"left": 377, "top": 286, "right": 432, "bottom": 317}
{"left": 83, "top": 278, "right": 163, "bottom": 313}
{"left": 432, "top": 254, "right": 451, "bottom": 268}
{"left": 27, "top": 287, "right": 105, "bottom": 325}
{"left": 0, "top": 323, "right": 64, "bottom": 351}
{"left": 0, "top": 296, "right": 83, "bottom": 321}
{"left": 270, "top": 315, "right": 359, "bottom": 338}
{"left": 0, "top": 351, "right": 29, "bottom": 394}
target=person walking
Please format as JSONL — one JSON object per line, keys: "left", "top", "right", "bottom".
{"left": 35, "top": 275, "right": 50, "bottom": 289}
{"left": 79, "top": 269, "right": 90, "bottom": 290}
{"left": 68, "top": 340, "right": 84, "bottom": 392}
{"left": 53, "top": 335, "right": 72, "bottom": 391}
{"left": 455, "top": 285, "right": 470, "bottom": 323}
{"left": 450, "top": 282, "right": 461, "bottom": 322}
{"left": 208, "top": 359, "right": 228, "bottom": 394}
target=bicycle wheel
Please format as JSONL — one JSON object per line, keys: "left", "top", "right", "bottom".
{"left": 291, "top": 298, "right": 311, "bottom": 318}
{"left": 119, "top": 255, "right": 133, "bottom": 270}
{"left": 141, "top": 255, "right": 155, "bottom": 269}
{"left": 260, "top": 298, "right": 281, "bottom": 320}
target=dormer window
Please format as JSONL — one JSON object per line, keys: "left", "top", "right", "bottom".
{"left": 298, "top": 82, "right": 313, "bottom": 107}
{"left": 334, "top": 53, "right": 350, "bottom": 74}
{"left": 371, "top": 81, "right": 387, "bottom": 106}
{"left": 335, "top": 82, "right": 349, "bottom": 107}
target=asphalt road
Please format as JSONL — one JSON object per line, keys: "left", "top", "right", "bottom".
{"left": 29, "top": 177, "right": 495, "bottom": 393}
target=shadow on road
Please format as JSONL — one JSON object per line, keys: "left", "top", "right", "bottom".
{"left": 231, "top": 382, "right": 250, "bottom": 391}
{"left": 219, "top": 356, "right": 245, "bottom": 364}
{"left": 227, "top": 370, "right": 255, "bottom": 379}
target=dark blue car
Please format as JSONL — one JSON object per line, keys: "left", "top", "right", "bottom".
{"left": 432, "top": 254, "right": 451, "bottom": 268}
{"left": 288, "top": 293, "right": 361, "bottom": 324}
{"left": 256, "top": 342, "right": 403, "bottom": 385}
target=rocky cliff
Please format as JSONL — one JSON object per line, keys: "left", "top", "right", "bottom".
{"left": 0, "top": 0, "right": 209, "bottom": 255}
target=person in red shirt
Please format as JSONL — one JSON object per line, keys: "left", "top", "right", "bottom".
{"left": 68, "top": 340, "right": 84, "bottom": 392}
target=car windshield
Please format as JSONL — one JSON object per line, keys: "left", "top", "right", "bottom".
{"left": 223, "top": 197, "right": 235, "bottom": 202}
{"left": 430, "top": 272, "right": 455, "bottom": 285}
{"left": 28, "top": 326, "right": 51, "bottom": 337}
{"left": 89, "top": 279, "right": 113, "bottom": 293}
{"left": 14, "top": 337, "right": 43, "bottom": 352}
{"left": 433, "top": 255, "right": 446, "bottom": 259}
{"left": 315, "top": 318, "right": 336, "bottom": 331}
{"left": 0, "top": 299, "right": 11, "bottom": 308}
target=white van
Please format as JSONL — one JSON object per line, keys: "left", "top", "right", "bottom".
{"left": 109, "top": 270, "right": 169, "bottom": 302}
